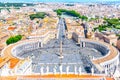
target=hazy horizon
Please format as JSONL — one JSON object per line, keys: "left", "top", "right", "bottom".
{"left": 0, "top": 0, "right": 120, "bottom": 3}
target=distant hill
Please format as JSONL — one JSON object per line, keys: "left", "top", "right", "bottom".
{"left": 0, "top": 2, "right": 35, "bottom": 7}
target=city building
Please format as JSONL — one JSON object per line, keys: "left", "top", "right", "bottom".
{"left": 117, "top": 40, "right": 120, "bottom": 50}
{"left": 95, "top": 32, "right": 118, "bottom": 46}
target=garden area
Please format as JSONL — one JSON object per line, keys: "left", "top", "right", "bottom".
{"left": 29, "top": 12, "right": 46, "bottom": 20}
{"left": 6, "top": 35, "right": 22, "bottom": 45}
{"left": 94, "top": 18, "right": 120, "bottom": 32}
{"left": 55, "top": 9, "right": 88, "bottom": 21}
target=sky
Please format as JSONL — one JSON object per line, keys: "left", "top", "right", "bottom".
{"left": 0, "top": 0, "right": 120, "bottom": 3}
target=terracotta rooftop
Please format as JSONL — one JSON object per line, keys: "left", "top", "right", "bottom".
{"left": 9, "top": 58, "right": 20, "bottom": 69}
{"left": 8, "top": 27, "right": 16, "bottom": 31}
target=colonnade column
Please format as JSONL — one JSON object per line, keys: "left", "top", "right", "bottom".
{"left": 66, "top": 65, "right": 69, "bottom": 75}
{"left": 79, "top": 66, "right": 82, "bottom": 75}
{"left": 40, "top": 66, "right": 44, "bottom": 75}
{"left": 59, "top": 65, "right": 63, "bottom": 75}
{"left": 46, "top": 65, "right": 49, "bottom": 75}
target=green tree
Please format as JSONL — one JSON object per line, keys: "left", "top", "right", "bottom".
{"left": 55, "top": 9, "right": 88, "bottom": 21}
{"left": 6, "top": 35, "right": 22, "bottom": 45}
{"left": 29, "top": 12, "right": 46, "bottom": 20}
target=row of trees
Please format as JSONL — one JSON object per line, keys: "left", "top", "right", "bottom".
{"left": 94, "top": 18, "right": 120, "bottom": 32}
{"left": 6, "top": 35, "right": 22, "bottom": 45}
{"left": 55, "top": 9, "right": 88, "bottom": 20}
{"left": 29, "top": 12, "right": 46, "bottom": 20}
{"left": 107, "top": 18, "right": 120, "bottom": 29}
{"left": 94, "top": 25, "right": 108, "bottom": 32}
{"left": 116, "top": 34, "right": 120, "bottom": 39}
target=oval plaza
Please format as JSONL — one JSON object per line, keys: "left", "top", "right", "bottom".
{"left": 0, "top": 18, "right": 119, "bottom": 80}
